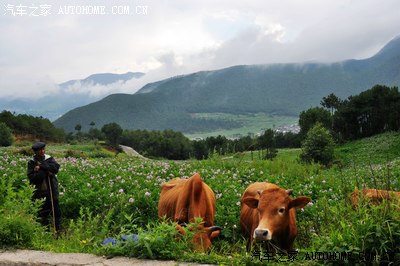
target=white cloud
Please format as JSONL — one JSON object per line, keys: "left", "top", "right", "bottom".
{"left": 0, "top": 0, "right": 399, "bottom": 101}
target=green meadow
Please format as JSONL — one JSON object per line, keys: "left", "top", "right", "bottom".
{"left": 1, "top": 132, "right": 399, "bottom": 264}
{"left": 186, "top": 113, "right": 298, "bottom": 139}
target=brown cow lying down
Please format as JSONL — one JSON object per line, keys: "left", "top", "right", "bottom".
{"left": 240, "top": 182, "right": 311, "bottom": 251}
{"left": 351, "top": 188, "right": 400, "bottom": 208}
{"left": 158, "top": 173, "right": 222, "bottom": 251}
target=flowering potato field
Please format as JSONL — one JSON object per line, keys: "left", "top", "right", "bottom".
{"left": 1, "top": 133, "right": 400, "bottom": 264}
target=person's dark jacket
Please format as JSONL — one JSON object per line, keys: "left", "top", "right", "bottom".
{"left": 27, "top": 154, "right": 60, "bottom": 199}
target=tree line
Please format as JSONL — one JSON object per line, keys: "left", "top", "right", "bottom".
{"left": 299, "top": 85, "right": 400, "bottom": 141}
{"left": 0, "top": 111, "right": 65, "bottom": 142}
{"left": 1, "top": 84, "right": 398, "bottom": 164}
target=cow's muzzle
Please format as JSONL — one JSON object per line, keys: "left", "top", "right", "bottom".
{"left": 254, "top": 228, "right": 272, "bottom": 241}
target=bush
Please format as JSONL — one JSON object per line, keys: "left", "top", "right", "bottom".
{"left": 300, "top": 123, "right": 335, "bottom": 166}
{"left": 0, "top": 216, "right": 38, "bottom": 247}
{"left": 0, "top": 172, "right": 42, "bottom": 248}
{"left": 0, "top": 122, "right": 14, "bottom": 147}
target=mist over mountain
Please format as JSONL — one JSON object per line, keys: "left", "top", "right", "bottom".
{"left": 53, "top": 36, "right": 400, "bottom": 134}
{"left": 59, "top": 72, "right": 145, "bottom": 88}
{"left": 0, "top": 72, "right": 144, "bottom": 120}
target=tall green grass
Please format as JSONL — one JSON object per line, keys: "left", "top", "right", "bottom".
{"left": 1, "top": 132, "right": 399, "bottom": 264}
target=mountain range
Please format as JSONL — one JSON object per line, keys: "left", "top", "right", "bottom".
{"left": 0, "top": 72, "right": 144, "bottom": 121}
{"left": 53, "top": 35, "right": 400, "bottom": 135}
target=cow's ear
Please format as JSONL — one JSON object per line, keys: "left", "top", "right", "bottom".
{"left": 289, "top": 196, "right": 311, "bottom": 209}
{"left": 242, "top": 196, "right": 259, "bottom": 208}
{"left": 210, "top": 230, "right": 220, "bottom": 240}
{"left": 205, "top": 226, "right": 222, "bottom": 240}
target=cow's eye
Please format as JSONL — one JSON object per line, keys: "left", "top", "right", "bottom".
{"left": 278, "top": 208, "right": 285, "bottom": 214}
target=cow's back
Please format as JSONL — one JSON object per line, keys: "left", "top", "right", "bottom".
{"left": 158, "top": 178, "right": 186, "bottom": 221}
{"left": 351, "top": 188, "right": 400, "bottom": 208}
{"left": 158, "top": 174, "right": 216, "bottom": 226}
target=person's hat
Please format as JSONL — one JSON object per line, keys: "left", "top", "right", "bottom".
{"left": 32, "top": 142, "right": 46, "bottom": 151}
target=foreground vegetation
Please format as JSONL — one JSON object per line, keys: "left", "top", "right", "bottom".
{"left": 1, "top": 132, "right": 399, "bottom": 264}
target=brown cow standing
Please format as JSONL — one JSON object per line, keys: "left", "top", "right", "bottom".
{"left": 158, "top": 173, "right": 221, "bottom": 251}
{"left": 351, "top": 188, "right": 400, "bottom": 208}
{"left": 240, "top": 182, "right": 311, "bottom": 251}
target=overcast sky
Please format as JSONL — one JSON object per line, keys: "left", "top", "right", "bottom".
{"left": 1, "top": 0, "right": 400, "bottom": 100}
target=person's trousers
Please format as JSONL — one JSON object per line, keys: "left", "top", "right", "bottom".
{"left": 38, "top": 196, "right": 62, "bottom": 232}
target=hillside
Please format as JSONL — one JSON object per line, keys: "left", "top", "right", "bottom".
{"left": 54, "top": 36, "right": 400, "bottom": 134}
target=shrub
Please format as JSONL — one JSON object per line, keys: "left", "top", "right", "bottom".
{"left": 0, "top": 172, "right": 42, "bottom": 248}
{"left": 0, "top": 216, "right": 38, "bottom": 247}
{"left": 300, "top": 123, "right": 335, "bottom": 166}
{"left": 0, "top": 122, "right": 14, "bottom": 147}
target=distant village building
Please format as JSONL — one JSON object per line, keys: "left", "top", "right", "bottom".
{"left": 273, "top": 124, "right": 300, "bottom": 134}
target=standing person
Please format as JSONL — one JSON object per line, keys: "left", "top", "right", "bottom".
{"left": 27, "top": 142, "right": 62, "bottom": 234}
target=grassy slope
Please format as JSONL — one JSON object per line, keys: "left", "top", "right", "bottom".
{"left": 336, "top": 131, "right": 400, "bottom": 165}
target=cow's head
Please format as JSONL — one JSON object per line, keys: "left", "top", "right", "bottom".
{"left": 176, "top": 223, "right": 222, "bottom": 251}
{"left": 242, "top": 188, "right": 311, "bottom": 243}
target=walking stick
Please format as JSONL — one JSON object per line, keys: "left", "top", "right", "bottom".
{"left": 47, "top": 173, "right": 57, "bottom": 235}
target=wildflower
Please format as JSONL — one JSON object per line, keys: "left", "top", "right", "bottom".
{"left": 129, "top": 197, "right": 135, "bottom": 203}
{"left": 236, "top": 201, "right": 241, "bottom": 206}
{"left": 145, "top": 192, "right": 151, "bottom": 197}
{"left": 81, "top": 240, "right": 87, "bottom": 244}
{"left": 119, "top": 189, "right": 124, "bottom": 193}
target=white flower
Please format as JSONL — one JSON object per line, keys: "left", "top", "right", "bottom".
{"left": 236, "top": 201, "right": 241, "bottom": 206}
{"left": 129, "top": 197, "right": 135, "bottom": 203}
{"left": 145, "top": 192, "right": 151, "bottom": 197}
{"left": 119, "top": 189, "right": 124, "bottom": 193}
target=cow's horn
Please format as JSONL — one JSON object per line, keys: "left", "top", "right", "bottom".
{"left": 286, "top": 189, "right": 293, "bottom": 195}
{"left": 209, "top": 226, "right": 223, "bottom": 232}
